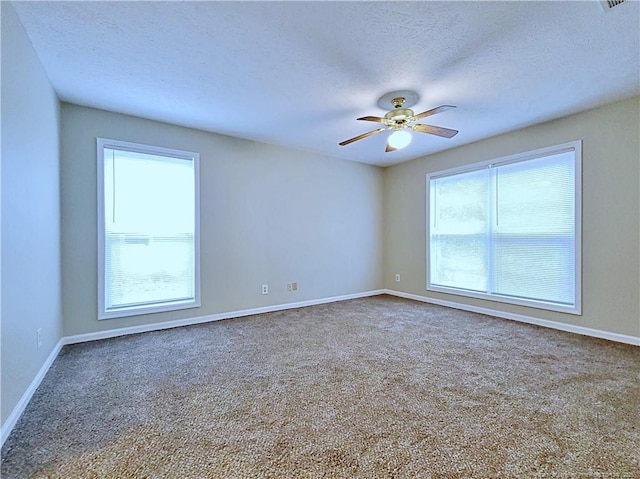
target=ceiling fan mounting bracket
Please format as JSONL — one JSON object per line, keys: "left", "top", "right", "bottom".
{"left": 376, "top": 90, "right": 419, "bottom": 110}
{"left": 391, "top": 97, "right": 405, "bottom": 108}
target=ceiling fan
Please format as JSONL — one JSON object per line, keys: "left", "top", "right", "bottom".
{"left": 339, "top": 91, "right": 459, "bottom": 152}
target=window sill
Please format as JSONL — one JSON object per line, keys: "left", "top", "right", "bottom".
{"left": 98, "top": 299, "right": 201, "bottom": 320}
{"left": 426, "top": 284, "right": 581, "bottom": 315}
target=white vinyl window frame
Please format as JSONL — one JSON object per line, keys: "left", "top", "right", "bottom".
{"left": 97, "top": 138, "right": 201, "bottom": 320}
{"left": 426, "top": 140, "right": 582, "bottom": 315}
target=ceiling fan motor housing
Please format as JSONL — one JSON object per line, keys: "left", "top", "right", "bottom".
{"left": 384, "top": 107, "right": 414, "bottom": 127}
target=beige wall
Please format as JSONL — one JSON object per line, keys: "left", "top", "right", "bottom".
{"left": 383, "top": 96, "right": 640, "bottom": 337}
{"left": 1, "top": 2, "right": 63, "bottom": 426}
{"left": 61, "top": 104, "right": 384, "bottom": 336}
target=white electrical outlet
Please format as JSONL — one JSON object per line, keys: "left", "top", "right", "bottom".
{"left": 395, "top": 274, "right": 401, "bottom": 282}
{"left": 261, "top": 284, "right": 269, "bottom": 295}
{"left": 36, "top": 328, "right": 42, "bottom": 349}
{"left": 287, "top": 283, "right": 292, "bottom": 292}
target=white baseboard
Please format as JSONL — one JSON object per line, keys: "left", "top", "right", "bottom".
{"left": 0, "top": 338, "right": 64, "bottom": 448}
{"left": 63, "top": 290, "right": 386, "bottom": 345}
{"left": 384, "top": 289, "right": 640, "bottom": 346}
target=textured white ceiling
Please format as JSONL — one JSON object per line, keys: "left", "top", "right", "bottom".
{"left": 11, "top": 1, "right": 640, "bottom": 166}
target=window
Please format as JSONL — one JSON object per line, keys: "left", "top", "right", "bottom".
{"left": 97, "top": 138, "right": 200, "bottom": 319}
{"left": 427, "top": 141, "right": 581, "bottom": 314}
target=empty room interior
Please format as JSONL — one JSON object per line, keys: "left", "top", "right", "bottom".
{"left": 1, "top": 1, "right": 639, "bottom": 477}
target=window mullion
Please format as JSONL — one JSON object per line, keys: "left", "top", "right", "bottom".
{"left": 487, "top": 166, "right": 496, "bottom": 295}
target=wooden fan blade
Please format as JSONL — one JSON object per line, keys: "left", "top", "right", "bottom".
{"left": 412, "top": 105, "right": 456, "bottom": 121}
{"left": 412, "top": 123, "right": 459, "bottom": 138}
{"left": 339, "top": 128, "right": 386, "bottom": 146}
{"left": 357, "top": 115, "right": 386, "bottom": 123}
{"left": 385, "top": 142, "right": 397, "bottom": 153}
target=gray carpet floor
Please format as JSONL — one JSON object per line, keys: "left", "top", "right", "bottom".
{"left": 1, "top": 295, "right": 639, "bottom": 478}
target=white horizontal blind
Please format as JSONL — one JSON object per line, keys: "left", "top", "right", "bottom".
{"left": 428, "top": 142, "right": 580, "bottom": 313}
{"left": 98, "top": 139, "right": 199, "bottom": 318}
{"left": 493, "top": 153, "right": 575, "bottom": 304}
{"left": 430, "top": 168, "right": 489, "bottom": 292}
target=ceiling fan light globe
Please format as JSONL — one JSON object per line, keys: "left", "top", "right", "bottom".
{"left": 388, "top": 129, "right": 412, "bottom": 149}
